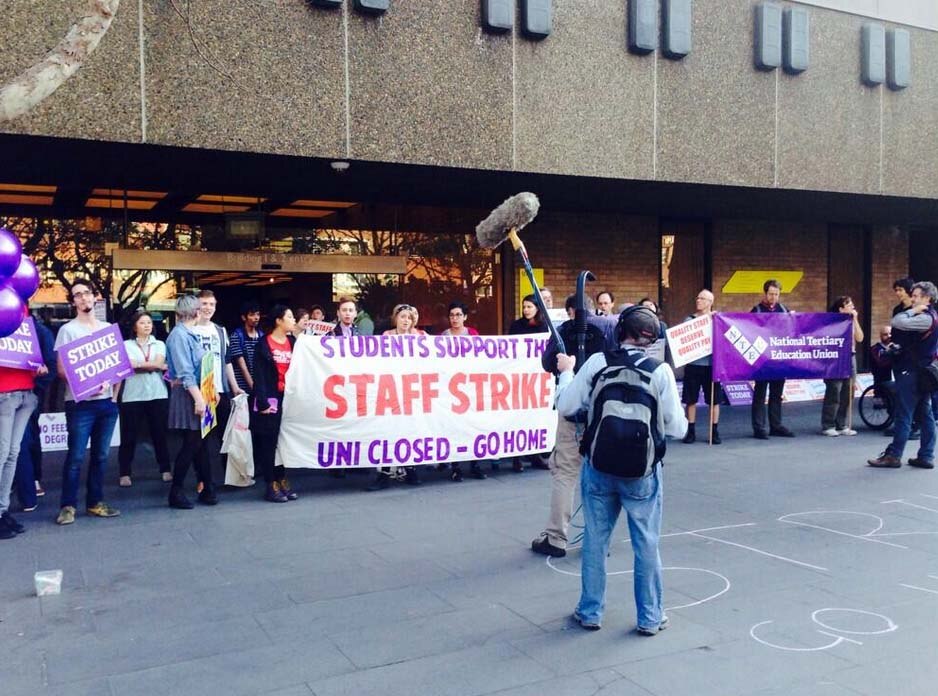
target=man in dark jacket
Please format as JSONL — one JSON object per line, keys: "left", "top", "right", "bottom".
{"left": 531, "top": 295, "right": 618, "bottom": 558}
{"left": 751, "top": 279, "right": 795, "bottom": 439}
{"left": 869, "top": 282, "right": 938, "bottom": 469}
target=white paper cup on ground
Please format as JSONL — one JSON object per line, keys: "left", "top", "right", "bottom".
{"left": 34, "top": 570, "right": 63, "bottom": 596}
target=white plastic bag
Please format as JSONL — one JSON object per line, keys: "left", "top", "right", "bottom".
{"left": 222, "top": 393, "right": 255, "bottom": 486}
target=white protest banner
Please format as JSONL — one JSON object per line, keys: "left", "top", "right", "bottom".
{"left": 39, "top": 412, "right": 120, "bottom": 452}
{"left": 666, "top": 314, "right": 712, "bottom": 368}
{"left": 276, "top": 332, "right": 557, "bottom": 470}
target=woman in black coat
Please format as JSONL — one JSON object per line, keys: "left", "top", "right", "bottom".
{"left": 251, "top": 304, "right": 297, "bottom": 503}
{"left": 508, "top": 294, "right": 548, "bottom": 335}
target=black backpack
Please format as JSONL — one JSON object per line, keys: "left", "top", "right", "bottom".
{"left": 580, "top": 349, "right": 665, "bottom": 480}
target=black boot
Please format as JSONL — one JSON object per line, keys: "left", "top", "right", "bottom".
{"left": 168, "top": 486, "right": 194, "bottom": 510}
{"left": 711, "top": 425, "right": 722, "bottom": 445}
{"left": 682, "top": 424, "right": 696, "bottom": 444}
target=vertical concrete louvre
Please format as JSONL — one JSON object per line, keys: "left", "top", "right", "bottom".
{"left": 783, "top": 6, "right": 809, "bottom": 74}
{"left": 521, "top": 0, "right": 552, "bottom": 40}
{"left": 886, "top": 28, "right": 911, "bottom": 90}
{"left": 628, "top": 0, "right": 657, "bottom": 54}
{"left": 481, "top": 0, "right": 513, "bottom": 33}
{"left": 755, "top": 2, "right": 782, "bottom": 70}
{"left": 862, "top": 23, "right": 885, "bottom": 85}
{"left": 662, "top": 0, "right": 692, "bottom": 59}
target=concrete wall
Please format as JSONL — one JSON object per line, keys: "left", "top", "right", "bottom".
{"left": 1, "top": 1, "right": 937, "bottom": 200}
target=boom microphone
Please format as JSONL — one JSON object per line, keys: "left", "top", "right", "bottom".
{"left": 475, "top": 192, "right": 540, "bottom": 250}
{"left": 475, "top": 192, "right": 565, "bottom": 353}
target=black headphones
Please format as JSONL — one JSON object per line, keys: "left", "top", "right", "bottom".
{"left": 615, "top": 305, "right": 661, "bottom": 344}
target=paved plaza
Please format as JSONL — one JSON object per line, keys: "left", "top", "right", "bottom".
{"left": 2, "top": 403, "right": 937, "bottom": 696}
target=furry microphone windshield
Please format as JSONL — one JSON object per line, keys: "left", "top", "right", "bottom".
{"left": 475, "top": 192, "right": 540, "bottom": 249}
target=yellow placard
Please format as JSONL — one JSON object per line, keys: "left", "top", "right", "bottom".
{"left": 722, "top": 271, "right": 804, "bottom": 294}
{"left": 518, "top": 268, "right": 544, "bottom": 314}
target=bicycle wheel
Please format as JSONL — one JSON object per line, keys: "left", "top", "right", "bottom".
{"left": 858, "top": 384, "right": 894, "bottom": 430}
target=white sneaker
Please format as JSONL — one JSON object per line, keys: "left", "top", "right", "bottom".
{"left": 119, "top": 476, "right": 132, "bottom": 487}
{"left": 838, "top": 428, "right": 858, "bottom": 436}
{"left": 821, "top": 428, "right": 840, "bottom": 437}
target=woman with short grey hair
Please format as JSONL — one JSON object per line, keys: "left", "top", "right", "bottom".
{"left": 164, "top": 294, "right": 213, "bottom": 509}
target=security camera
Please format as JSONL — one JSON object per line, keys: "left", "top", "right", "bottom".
{"left": 330, "top": 161, "right": 350, "bottom": 173}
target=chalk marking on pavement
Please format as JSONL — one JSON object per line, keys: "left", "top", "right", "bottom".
{"left": 899, "top": 584, "right": 938, "bottom": 596}
{"left": 661, "top": 523, "right": 757, "bottom": 538}
{"left": 544, "top": 559, "right": 731, "bottom": 611}
{"left": 779, "top": 511, "right": 908, "bottom": 549}
{"left": 811, "top": 608, "right": 897, "bottom": 635}
{"left": 750, "top": 621, "right": 853, "bottom": 652}
{"left": 881, "top": 499, "right": 938, "bottom": 515}
{"left": 687, "top": 531, "right": 828, "bottom": 571}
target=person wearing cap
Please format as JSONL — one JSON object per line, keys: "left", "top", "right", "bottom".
{"left": 554, "top": 306, "right": 687, "bottom": 635}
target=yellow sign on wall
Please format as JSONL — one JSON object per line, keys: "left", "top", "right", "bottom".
{"left": 722, "top": 271, "right": 804, "bottom": 294}
{"left": 518, "top": 268, "right": 544, "bottom": 313}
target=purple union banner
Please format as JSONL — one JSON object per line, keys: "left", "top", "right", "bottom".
{"left": 59, "top": 324, "right": 133, "bottom": 401}
{"left": 712, "top": 313, "right": 853, "bottom": 383}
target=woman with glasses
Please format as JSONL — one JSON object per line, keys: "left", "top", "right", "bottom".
{"left": 442, "top": 301, "right": 479, "bottom": 337}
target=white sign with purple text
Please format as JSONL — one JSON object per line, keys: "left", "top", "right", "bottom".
{"left": 276, "top": 333, "right": 557, "bottom": 469}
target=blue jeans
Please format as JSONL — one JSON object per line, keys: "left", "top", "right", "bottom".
{"left": 886, "top": 369, "right": 936, "bottom": 463}
{"left": 61, "top": 399, "right": 119, "bottom": 509}
{"left": 576, "top": 460, "right": 663, "bottom": 630}
{"left": 0, "top": 390, "right": 38, "bottom": 515}
{"left": 13, "top": 405, "right": 41, "bottom": 510}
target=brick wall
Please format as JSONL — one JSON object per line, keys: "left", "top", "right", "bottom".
{"left": 870, "top": 225, "right": 910, "bottom": 335}
{"left": 513, "top": 211, "right": 659, "bottom": 314}
{"left": 712, "top": 220, "right": 829, "bottom": 313}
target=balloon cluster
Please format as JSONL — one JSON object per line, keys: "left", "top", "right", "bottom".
{"left": 0, "top": 228, "right": 39, "bottom": 338}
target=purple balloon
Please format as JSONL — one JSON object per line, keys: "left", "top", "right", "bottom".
{"left": 9, "top": 256, "right": 39, "bottom": 302}
{"left": 0, "top": 282, "right": 24, "bottom": 339}
{"left": 0, "top": 228, "right": 22, "bottom": 278}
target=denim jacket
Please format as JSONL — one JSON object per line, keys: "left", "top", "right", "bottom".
{"left": 166, "top": 324, "right": 205, "bottom": 390}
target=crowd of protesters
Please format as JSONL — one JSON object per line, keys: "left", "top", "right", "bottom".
{"left": 1, "top": 273, "right": 936, "bottom": 542}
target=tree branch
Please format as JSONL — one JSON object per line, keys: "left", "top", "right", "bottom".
{"left": 0, "top": 0, "right": 120, "bottom": 122}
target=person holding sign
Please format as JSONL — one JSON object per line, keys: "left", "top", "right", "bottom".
{"left": 117, "top": 310, "right": 171, "bottom": 486}
{"left": 251, "top": 305, "right": 298, "bottom": 503}
{"left": 0, "top": 314, "right": 44, "bottom": 539}
{"left": 821, "top": 297, "right": 864, "bottom": 437}
{"left": 751, "top": 280, "right": 795, "bottom": 440}
{"left": 165, "top": 295, "right": 213, "bottom": 510}
{"left": 53, "top": 279, "right": 121, "bottom": 526}
{"left": 680, "top": 290, "right": 723, "bottom": 445}
{"left": 369, "top": 304, "right": 427, "bottom": 489}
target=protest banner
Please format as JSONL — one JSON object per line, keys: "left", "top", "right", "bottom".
{"left": 200, "top": 352, "right": 217, "bottom": 438}
{"left": 307, "top": 320, "right": 336, "bottom": 336}
{"left": 39, "top": 412, "right": 120, "bottom": 452}
{"left": 666, "top": 314, "right": 713, "bottom": 368}
{"left": 712, "top": 313, "right": 852, "bottom": 383}
{"left": 276, "top": 332, "right": 557, "bottom": 470}
{"left": 0, "top": 317, "right": 43, "bottom": 369}
{"left": 58, "top": 324, "right": 133, "bottom": 401}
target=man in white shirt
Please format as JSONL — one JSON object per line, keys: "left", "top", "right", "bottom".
{"left": 194, "top": 290, "right": 243, "bottom": 494}
{"left": 555, "top": 306, "right": 687, "bottom": 635}
{"left": 53, "top": 279, "right": 121, "bottom": 525}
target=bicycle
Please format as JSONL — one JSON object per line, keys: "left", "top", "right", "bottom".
{"left": 858, "top": 382, "right": 895, "bottom": 431}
